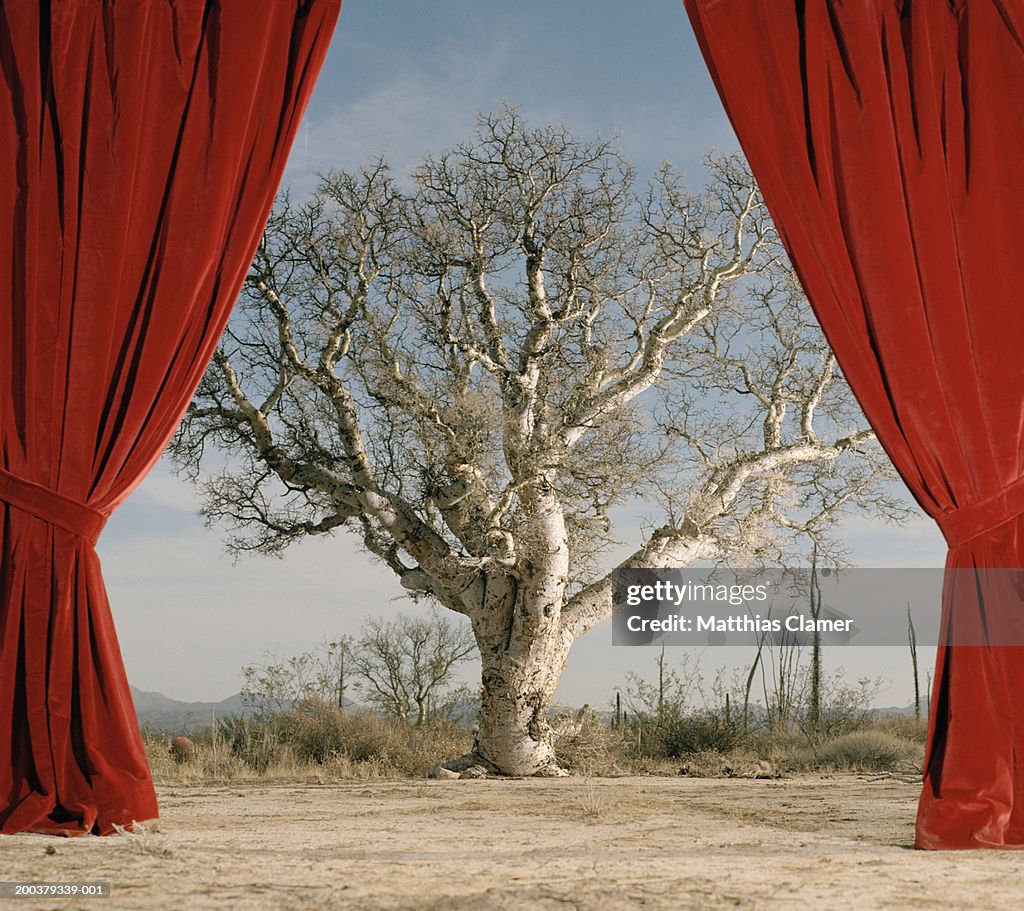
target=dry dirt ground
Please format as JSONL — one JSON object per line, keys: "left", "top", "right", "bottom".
{"left": 3, "top": 774, "right": 1024, "bottom": 910}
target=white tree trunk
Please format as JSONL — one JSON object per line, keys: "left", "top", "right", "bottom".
{"left": 465, "top": 575, "right": 572, "bottom": 775}
{"left": 458, "top": 534, "right": 711, "bottom": 775}
{"left": 475, "top": 632, "right": 571, "bottom": 774}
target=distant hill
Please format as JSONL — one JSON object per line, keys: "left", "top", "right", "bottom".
{"left": 129, "top": 686, "right": 363, "bottom": 733}
{"left": 130, "top": 686, "right": 252, "bottom": 734}
{"left": 873, "top": 704, "right": 918, "bottom": 718}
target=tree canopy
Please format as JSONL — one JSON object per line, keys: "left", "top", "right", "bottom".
{"left": 172, "top": 106, "right": 908, "bottom": 773}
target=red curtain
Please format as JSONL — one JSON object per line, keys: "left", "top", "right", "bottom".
{"left": 683, "top": 0, "right": 1024, "bottom": 848}
{"left": 0, "top": 0, "right": 340, "bottom": 835}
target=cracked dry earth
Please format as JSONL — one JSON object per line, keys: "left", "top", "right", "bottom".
{"left": 3, "top": 774, "right": 1024, "bottom": 910}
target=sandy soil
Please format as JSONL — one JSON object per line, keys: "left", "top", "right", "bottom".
{"left": 3, "top": 774, "right": 1024, "bottom": 910}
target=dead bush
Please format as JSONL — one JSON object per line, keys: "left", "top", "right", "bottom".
{"left": 818, "top": 731, "right": 921, "bottom": 772}
{"left": 873, "top": 713, "right": 929, "bottom": 744}
{"left": 552, "top": 708, "right": 630, "bottom": 775}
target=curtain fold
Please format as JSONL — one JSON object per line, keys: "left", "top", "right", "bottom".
{"left": 683, "top": 0, "right": 1024, "bottom": 848}
{"left": 0, "top": 0, "right": 340, "bottom": 836}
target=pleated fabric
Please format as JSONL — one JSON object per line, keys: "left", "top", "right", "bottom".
{"left": 0, "top": 0, "right": 340, "bottom": 835}
{"left": 684, "top": 0, "right": 1024, "bottom": 848}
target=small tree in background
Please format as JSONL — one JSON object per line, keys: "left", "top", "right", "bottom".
{"left": 240, "top": 615, "right": 473, "bottom": 726}
{"left": 350, "top": 611, "right": 476, "bottom": 724}
{"left": 241, "top": 636, "right": 353, "bottom": 718}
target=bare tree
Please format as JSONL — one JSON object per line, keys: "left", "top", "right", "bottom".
{"left": 241, "top": 636, "right": 353, "bottom": 718}
{"left": 171, "top": 105, "right": 909, "bottom": 775}
{"left": 350, "top": 611, "right": 476, "bottom": 724}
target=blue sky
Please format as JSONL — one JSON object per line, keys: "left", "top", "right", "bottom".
{"left": 99, "top": 0, "right": 947, "bottom": 708}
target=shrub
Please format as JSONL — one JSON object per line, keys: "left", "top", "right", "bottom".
{"left": 818, "top": 731, "right": 920, "bottom": 771}
{"left": 203, "top": 700, "right": 473, "bottom": 778}
{"left": 552, "top": 708, "right": 630, "bottom": 775}
{"left": 169, "top": 735, "right": 195, "bottom": 764}
{"left": 873, "top": 713, "right": 929, "bottom": 744}
{"left": 144, "top": 730, "right": 250, "bottom": 783}
{"left": 744, "top": 729, "right": 811, "bottom": 769}
{"left": 275, "top": 700, "right": 350, "bottom": 763}
{"left": 218, "top": 715, "right": 284, "bottom": 773}
{"left": 660, "top": 710, "right": 741, "bottom": 758}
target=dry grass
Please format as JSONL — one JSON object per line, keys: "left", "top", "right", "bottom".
{"left": 551, "top": 707, "right": 631, "bottom": 776}
{"left": 575, "top": 777, "right": 606, "bottom": 820}
{"left": 111, "top": 821, "right": 173, "bottom": 857}
{"left": 145, "top": 706, "right": 472, "bottom": 785}
{"left": 818, "top": 730, "right": 922, "bottom": 772}
{"left": 872, "top": 712, "right": 930, "bottom": 743}
{"left": 144, "top": 703, "right": 926, "bottom": 785}
{"left": 145, "top": 735, "right": 249, "bottom": 784}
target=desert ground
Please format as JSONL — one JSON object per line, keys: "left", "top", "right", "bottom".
{"left": 3, "top": 774, "right": 1024, "bottom": 910}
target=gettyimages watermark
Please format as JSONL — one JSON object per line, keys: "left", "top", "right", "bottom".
{"left": 612, "top": 567, "right": 1024, "bottom": 647}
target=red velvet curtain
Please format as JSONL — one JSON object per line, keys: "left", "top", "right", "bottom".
{"left": 0, "top": 0, "right": 340, "bottom": 835}
{"left": 684, "top": 0, "right": 1024, "bottom": 848}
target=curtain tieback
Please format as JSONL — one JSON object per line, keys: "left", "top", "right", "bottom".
{"left": 0, "top": 466, "right": 107, "bottom": 545}
{"left": 936, "top": 475, "right": 1024, "bottom": 548}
